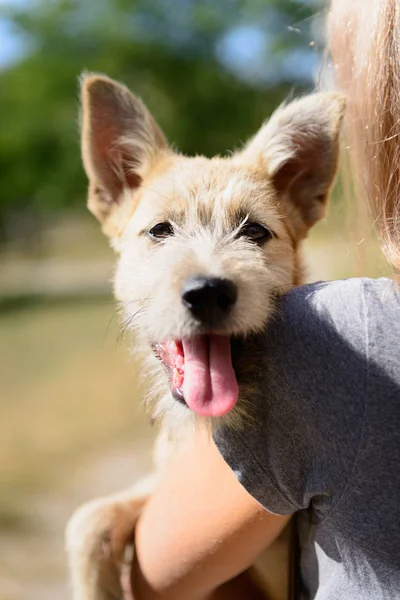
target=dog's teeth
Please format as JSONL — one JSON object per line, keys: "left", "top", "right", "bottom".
{"left": 175, "top": 355, "right": 184, "bottom": 369}
{"left": 173, "top": 367, "right": 184, "bottom": 388}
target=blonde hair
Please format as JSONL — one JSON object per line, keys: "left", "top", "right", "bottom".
{"left": 328, "top": 0, "right": 400, "bottom": 273}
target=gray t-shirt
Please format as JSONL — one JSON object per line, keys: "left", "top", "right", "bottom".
{"left": 214, "top": 278, "right": 400, "bottom": 600}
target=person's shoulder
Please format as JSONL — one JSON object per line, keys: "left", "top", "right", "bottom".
{"left": 286, "top": 276, "right": 396, "bottom": 307}
{"left": 287, "top": 276, "right": 397, "bottom": 302}
{"left": 282, "top": 277, "right": 397, "bottom": 333}
{"left": 278, "top": 278, "right": 366, "bottom": 339}
{"left": 216, "top": 278, "right": 384, "bottom": 514}
{"left": 361, "top": 276, "right": 400, "bottom": 309}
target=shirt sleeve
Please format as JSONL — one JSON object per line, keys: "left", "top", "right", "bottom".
{"left": 213, "top": 278, "right": 369, "bottom": 517}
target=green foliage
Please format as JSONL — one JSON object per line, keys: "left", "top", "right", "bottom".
{"left": 0, "top": 0, "right": 317, "bottom": 224}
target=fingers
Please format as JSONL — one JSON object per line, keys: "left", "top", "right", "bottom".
{"left": 120, "top": 541, "right": 136, "bottom": 600}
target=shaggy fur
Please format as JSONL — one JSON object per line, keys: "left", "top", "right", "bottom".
{"left": 66, "top": 73, "right": 345, "bottom": 600}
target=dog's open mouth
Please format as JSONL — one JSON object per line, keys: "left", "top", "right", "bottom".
{"left": 153, "top": 335, "right": 239, "bottom": 417}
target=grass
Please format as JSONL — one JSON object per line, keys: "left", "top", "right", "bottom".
{"left": 0, "top": 296, "right": 148, "bottom": 528}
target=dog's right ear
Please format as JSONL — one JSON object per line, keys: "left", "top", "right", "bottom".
{"left": 239, "top": 92, "right": 345, "bottom": 238}
{"left": 80, "top": 73, "right": 168, "bottom": 235}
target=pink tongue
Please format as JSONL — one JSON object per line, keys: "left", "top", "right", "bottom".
{"left": 181, "top": 335, "right": 238, "bottom": 417}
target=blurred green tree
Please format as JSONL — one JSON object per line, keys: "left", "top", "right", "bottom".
{"left": 0, "top": 0, "right": 319, "bottom": 239}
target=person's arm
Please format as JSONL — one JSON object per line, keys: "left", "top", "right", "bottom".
{"left": 131, "top": 428, "right": 291, "bottom": 600}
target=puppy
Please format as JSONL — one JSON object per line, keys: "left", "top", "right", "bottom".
{"left": 66, "top": 74, "right": 345, "bottom": 600}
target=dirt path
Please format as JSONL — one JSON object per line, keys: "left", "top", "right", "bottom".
{"left": 0, "top": 434, "right": 154, "bottom": 600}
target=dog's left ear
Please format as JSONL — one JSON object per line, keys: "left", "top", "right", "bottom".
{"left": 241, "top": 93, "right": 346, "bottom": 236}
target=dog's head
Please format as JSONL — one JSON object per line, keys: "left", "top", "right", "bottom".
{"left": 80, "top": 74, "right": 344, "bottom": 427}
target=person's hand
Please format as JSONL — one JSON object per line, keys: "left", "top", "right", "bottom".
{"left": 120, "top": 540, "right": 137, "bottom": 600}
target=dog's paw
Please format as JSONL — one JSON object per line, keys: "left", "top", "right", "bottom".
{"left": 66, "top": 494, "right": 146, "bottom": 600}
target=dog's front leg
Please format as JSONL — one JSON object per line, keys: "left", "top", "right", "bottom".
{"left": 66, "top": 474, "right": 157, "bottom": 600}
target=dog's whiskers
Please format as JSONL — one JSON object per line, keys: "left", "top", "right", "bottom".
{"left": 117, "top": 297, "right": 153, "bottom": 311}
{"left": 117, "top": 307, "right": 147, "bottom": 346}
{"left": 100, "top": 299, "right": 152, "bottom": 351}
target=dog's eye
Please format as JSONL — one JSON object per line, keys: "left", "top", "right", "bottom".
{"left": 238, "top": 222, "right": 273, "bottom": 243}
{"left": 149, "top": 222, "right": 174, "bottom": 240}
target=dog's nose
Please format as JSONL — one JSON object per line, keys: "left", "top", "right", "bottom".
{"left": 181, "top": 276, "right": 237, "bottom": 325}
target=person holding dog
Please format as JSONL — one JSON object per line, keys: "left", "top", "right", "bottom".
{"left": 123, "top": 0, "right": 400, "bottom": 598}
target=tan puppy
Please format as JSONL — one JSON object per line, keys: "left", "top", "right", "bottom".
{"left": 66, "top": 74, "right": 345, "bottom": 600}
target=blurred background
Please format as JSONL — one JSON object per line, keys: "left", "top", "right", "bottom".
{"left": 0, "top": 1, "right": 390, "bottom": 598}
